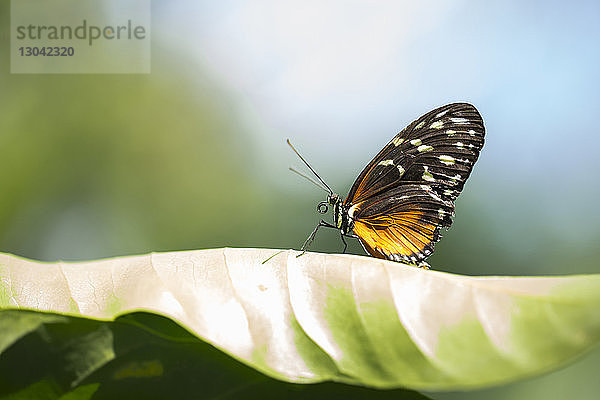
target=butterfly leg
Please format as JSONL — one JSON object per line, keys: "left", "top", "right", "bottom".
{"left": 298, "top": 220, "right": 337, "bottom": 257}
{"left": 340, "top": 233, "right": 348, "bottom": 254}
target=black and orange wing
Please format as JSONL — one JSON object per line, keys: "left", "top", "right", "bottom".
{"left": 351, "top": 185, "right": 450, "bottom": 263}
{"left": 345, "top": 103, "right": 485, "bottom": 263}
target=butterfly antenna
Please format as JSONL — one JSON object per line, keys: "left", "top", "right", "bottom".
{"left": 289, "top": 167, "right": 330, "bottom": 193}
{"left": 287, "top": 139, "right": 333, "bottom": 194}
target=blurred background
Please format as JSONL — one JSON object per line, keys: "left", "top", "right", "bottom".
{"left": 1, "top": 0, "right": 599, "bottom": 398}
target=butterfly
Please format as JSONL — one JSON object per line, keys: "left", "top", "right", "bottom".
{"left": 289, "top": 103, "right": 485, "bottom": 268}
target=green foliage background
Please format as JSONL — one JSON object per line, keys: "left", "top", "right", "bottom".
{"left": 1, "top": 1, "right": 599, "bottom": 399}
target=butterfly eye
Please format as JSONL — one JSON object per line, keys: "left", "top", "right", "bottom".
{"left": 317, "top": 201, "right": 329, "bottom": 214}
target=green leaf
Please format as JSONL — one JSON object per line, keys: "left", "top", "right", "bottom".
{"left": 1, "top": 249, "right": 599, "bottom": 393}
{"left": 0, "top": 311, "right": 431, "bottom": 399}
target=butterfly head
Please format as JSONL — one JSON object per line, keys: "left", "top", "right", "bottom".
{"left": 317, "top": 193, "right": 345, "bottom": 230}
{"left": 317, "top": 193, "right": 339, "bottom": 214}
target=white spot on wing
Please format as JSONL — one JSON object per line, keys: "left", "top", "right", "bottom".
{"left": 446, "top": 129, "right": 456, "bottom": 136}
{"left": 455, "top": 142, "right": 464, "bottom": 148}
{"left": 435, "top": 110, "right": 448, "bottom": 118}
{"left": 378, "top": 159, "right": 394, "bottom": 166}
{"left": 430, "top": 121, "right": 444, "bottom": 129}
{"left": 468, "top": 129, "right": 477, "bottom": 136}
{"left": 392, "top": 137, "right": 405, "bottom": 146}
{"left": 417, "top": 145, "right": 433, "bottom": 152}
{"left": 396, "top": 165, "right": 405, "bottom": 176}
{"left": 410, "top": 139, "right": 422, "bottom": 146}
{"left": 439, "top": 155, "right": 455, "bottom": 165}
{"left": 450, "top": 117, "right": 469, "bottom": 124}
{"left": 414, "top": 121, "right": 425, "bottom": 129}
{"left": 450, "top": 174, "right": 462, "bottom": 185}
{"left": 428, "top": 189, "right": 444, "bottom": 202}
{"left": 422, "top": 166, "right": 435, "bottom": 182}
{"left": 348, "top": 204, "right": 360, "bottom": 219}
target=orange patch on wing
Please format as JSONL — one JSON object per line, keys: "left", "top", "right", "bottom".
{"left": 353, "top": 210, "right": 438, "bottom": 259}
{"left": 352, "top": 169, "right": 376, "bottom": 203}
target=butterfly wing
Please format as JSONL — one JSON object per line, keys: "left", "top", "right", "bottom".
{"left": 345, "top": 103, "right": 485, "bottom": 263}
{"left": 351, "top": 184, "right": 450, "bottom": 263}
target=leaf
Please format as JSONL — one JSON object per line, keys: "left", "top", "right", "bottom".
{"left": 1, "top": 249, "right": 599, "bottom": 392}
{"left": 0, "top": 311, "right": 431, "bottom": 400}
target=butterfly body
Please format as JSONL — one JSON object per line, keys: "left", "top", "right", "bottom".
{"left": 291, "top": 103, "right": 485, "bottom": 268}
